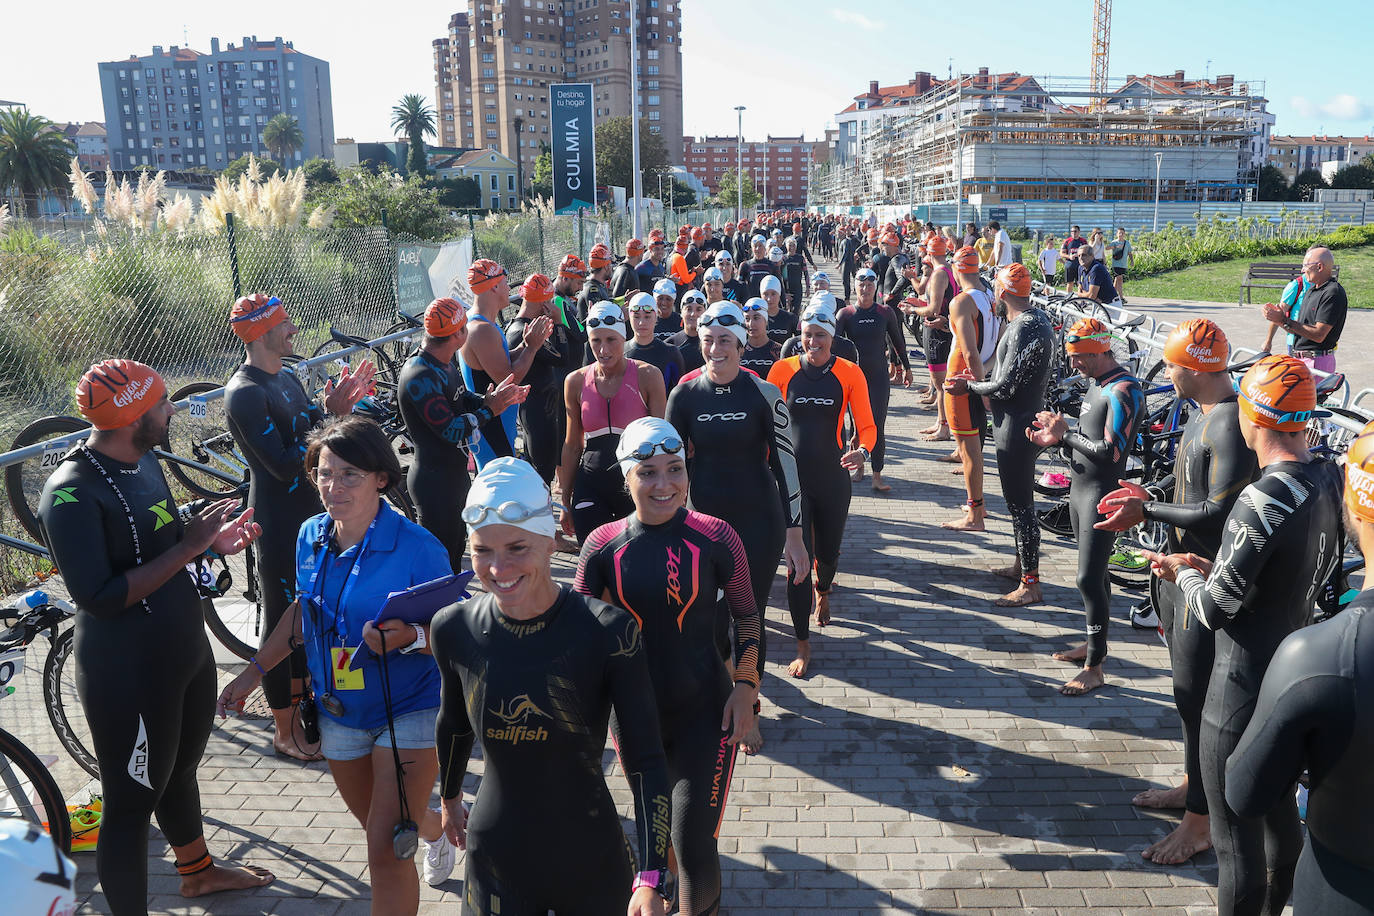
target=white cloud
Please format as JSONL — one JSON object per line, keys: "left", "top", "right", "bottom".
{"left": 831, "top": 9, "right": 880, "bottom": 30}
{"left": 1290, "top": 94, "right": 1372, "bottom": 122}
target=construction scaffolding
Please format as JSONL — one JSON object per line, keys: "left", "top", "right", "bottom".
{"left": 811, "top": 72, "right": 1270, "bottom": 208}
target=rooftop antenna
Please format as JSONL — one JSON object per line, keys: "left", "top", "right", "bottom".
{"left": 947, "top": 57, "right": 953, "bottom": 81}
{"left": 1205, "top": 58, "right": 1213, "bottom": 82}
{"left": 183, "top": 24, "right": 189, "bottom": 46}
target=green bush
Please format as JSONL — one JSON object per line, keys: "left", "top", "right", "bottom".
{"left": 1126, "top": 213, "right": 1374, "bottom": 278}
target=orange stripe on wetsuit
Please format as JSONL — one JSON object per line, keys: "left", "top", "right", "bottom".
{"left": 943, "top": 312, "right": 986, "bottom": 439}
{"left": 767, "top": 355, "right": 877, "bottom": 455}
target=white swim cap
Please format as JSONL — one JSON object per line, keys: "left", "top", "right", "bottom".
{"left": 463, "top": 457, "right": 556, "bottom": 539}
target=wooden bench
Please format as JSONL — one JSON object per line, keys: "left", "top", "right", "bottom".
{"left": 1239, "top": 262, "right": 1340, "bottom": 307}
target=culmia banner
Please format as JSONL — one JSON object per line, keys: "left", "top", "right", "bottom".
{"left": 552, "top": 82, "right": 596, "bottom": 214}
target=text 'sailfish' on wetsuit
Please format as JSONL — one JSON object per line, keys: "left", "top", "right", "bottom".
{"left": 505, "top": 316, "right": 570, "bottom": 484}
{"left": 626, "top": 338, "right": 686, "bottom": 391}
{"left": 571, "top": 363, "right": 648, "bottom": 541}
{"left": 431, "top": 587, "right": 671, "bottom": 916}
{"left": 968, "top": 307, "right": 1055, "bottom": 575}
{"left": 667, "top": 370, "right": 802, "bottom": 670}
{"left": 767, "top": 355, "right": 876, "bottom": 642}
{"left": 459, "top": 313, "right": 518, "bottom": 470}
{"left": 836, "top": 302, "right": 909, "bottom": 473}
{"left": 1140, "top": 397, "right": 1256, "bottom": 816}
{"left": 574, "top": 509, "right": 760, "bottom": 914}
{"left": 396, "top": 349, "right": 493, "bottom": 571}
{"left": 1225, "top": 596, "right": 1374, "bottom": 916}
{"left": 39, "top": 451, "right": 213, "bottom": 914}
{"left": 1062, "top": 365, "right": 1143, "bottom": 668}
{"left": 1177, "top": 459, "right": 1343, "bottom": 916}
{"left": 224, "top": 364, "right": 323, "bottom": 710}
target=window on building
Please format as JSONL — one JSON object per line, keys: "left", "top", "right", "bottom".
{"left": 491, "top": 195, "right": 500, "bottom": 209}
{"left": 490, "top": 174, "right": 498, "bottom": 190}
{"left": 508, "top": 174, "right": 515, "bottom": 191}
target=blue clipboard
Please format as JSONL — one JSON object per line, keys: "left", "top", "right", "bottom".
{"left": 373, "top": 571, "right": 474, "bottom": 626}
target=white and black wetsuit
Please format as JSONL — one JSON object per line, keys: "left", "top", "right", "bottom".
{"left": 1142, "top": 398, "right": 1256, "bottom": 816}
{"left": 1178, "top": 459, "right": 1344, "bottom": 916}
{"left": 967, "top": 307, "right": 1055, "bottom": 574}
{"left": 1226, "top": 594, "right": 1374, "bottom": 915}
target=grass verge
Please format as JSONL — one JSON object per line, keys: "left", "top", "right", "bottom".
{"left": 1123, "top": 245, "right": 1372, "bottom": 306}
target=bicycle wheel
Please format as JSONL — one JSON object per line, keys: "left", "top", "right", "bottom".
{"left": 199, "top": 547, "right": 261, "bottom": 661}
{"left": 41, "top": 629, "right": 98, "bottom": 780}
{"left": 1032, "top": 446, "right": 1073, "bottom": 499}
{"left": 161, "top": 381, "right": 246, "bottom": 499}
{"left": 5, "top": 416, "right": 90, "bottom": 541}
{"left": 0, "top": 727, "right": 72, "bottom": 854}
{"left": 1036, "top": 500, "right": 1074, "bottom": 538}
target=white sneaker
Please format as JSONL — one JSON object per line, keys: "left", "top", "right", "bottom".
{"left": 1129, "top": 603, "right": 1160, "bottom": 630}
{"left": 421, "top": 833, "right": 456, "bottom": 886}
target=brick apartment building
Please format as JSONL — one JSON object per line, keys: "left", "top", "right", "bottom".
{"left": 680, "top": 135, "right": 824, "bottom": 209}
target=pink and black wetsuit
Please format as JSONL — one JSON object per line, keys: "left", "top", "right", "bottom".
{"left": 570, "top": 362, "right": 649, "bottom": 541}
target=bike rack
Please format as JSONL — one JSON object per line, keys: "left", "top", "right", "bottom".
{"left": 1353, "top": 388, "right": 1374, "bottom": 418}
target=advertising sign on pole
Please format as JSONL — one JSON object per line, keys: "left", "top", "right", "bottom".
{"left": 552, "top": 83, "right": 596, "bottom": 214}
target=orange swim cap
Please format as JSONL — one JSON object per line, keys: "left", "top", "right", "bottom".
{"left": 925, "top": 235, "right": 949, "bottom": 258}
{"left": 1064, "top": 317, "right": 1113, "bottom": 354}
{"left": 424, "top": 297, "right": 468, "bottom": 338}
{"left": 467, "top": 259, "right": 507, "bottom": 296}
{"left": 1345, "top": 420, "right": 1374, "bottom": 523}
{"left": 520, "top": 273, "right": 555, "bottom": 304}
{"left": 952, "top": 246, "right": 980, "bottom": 275}
{"left": 559, "top": 254, "right": 587, "bottom": 280}
{"left": 625, "top": 238, "right": 646, "bottom": 255}
{"left": 587, "top": 244, "right": 611, "bottom": 270}
{"left": 76, "top": 359, "right": 167, "bottom": 430}
{"left": 1163, "top": 318, "right": 1229, "bottom": 372}
{"left": 229, "top": 293, "right": 287, "bottom": 343}
{"left": 1238, "top": 354, "right": 1318, "bottom": 432}
{"left": 995, "top": 263, "right": 1032, "bottom": 298}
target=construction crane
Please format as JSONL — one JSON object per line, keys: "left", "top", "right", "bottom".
{"left": 1090, "top": 0, "right": 1111, "bottom": 111}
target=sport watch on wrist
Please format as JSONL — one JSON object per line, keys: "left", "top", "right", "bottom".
{"left": 400, "top": 623, "right": 427, "bottom": 654}
{"left": 858, "top": 446, "right": 871, "bottom": 461}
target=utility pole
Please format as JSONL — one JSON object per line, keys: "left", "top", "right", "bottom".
{"left": 629, "top": 1, "right": 643, "bottom": 237}
{"left": 513, "top": 117, "right": 524, "bottom": 204}
{"left": 735, "top": 106, "right": 746, "bottom": 221}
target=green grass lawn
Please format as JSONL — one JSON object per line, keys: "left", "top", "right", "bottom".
{"left": 1124, "top": 244, "right": 1374, "bottom": 306}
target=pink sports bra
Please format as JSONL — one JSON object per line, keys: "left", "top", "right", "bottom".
{"left": 581, "top": 361, "right": 649, "bottom": 441}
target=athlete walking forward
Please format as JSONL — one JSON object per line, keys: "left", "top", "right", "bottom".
{"left": 668, "top": 302, "right": 808, "bottom": 754}
{"left": 224, "top": 293, "right": 374, "bottom": 760}
{"left": 398, "top": 297, "right": 528, "bottom": 571}
{"left": 505, "top": 274, "right": 570, "bottom": 484}
{"left": 1028, "top": 318, "right": 1143, "bottom": 695}
{"left": 1224, "top": 420, "right": 1374, "bottom": 915}
{"left": 946, "top": 264, "right": 1053, "bottom": 604}
{"left": 575, "top": 417, "right": 762, "bottom": 915}
{"left": 767, "top": 302, "right": 876, "bottom": 678}
{"left": 432, "top": 458, "right": 672, "bottom": 915}
{"left": 40, "top": 360, "right": 272, "bottom": 914}
{"left": 1146, "top": 355, "right": 1343, "bottom": 916}
{"left": 1095, "top": 319, "right": 1256, "bottom": 865}
{"left": 836, "top": 267, "right": 911, "bottom": 492}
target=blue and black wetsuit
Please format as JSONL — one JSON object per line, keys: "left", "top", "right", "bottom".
{"left": 459, "top": 313, "right": 518, "bottom": 470}
{"left": 224, "top": 363, "right": 322, "bottom": 711}
{"left": 575, "top": 510, "right": 761, "bottom": 914}
{"left": 432, "top": 587, "right": 671, "bottom": 916}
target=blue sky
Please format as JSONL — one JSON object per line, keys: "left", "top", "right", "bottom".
{"left": 3, "top": 0, "right": 1369, "bottom": 145}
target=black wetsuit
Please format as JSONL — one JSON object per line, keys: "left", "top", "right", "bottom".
{"left": 1178, "top": 459, "right": 1343, "bottom": 916}
{"left": 837, "top": 234, "right": 860, "bottom": 302}
{"left": 396, "top": 349, "right": 493, "bottom": 571}
{"left": 574, "top": 509, "right": 761, "bottom": 914}
{"left": 1140, "top": 398, "right": 1256, "bottom": 816}
{"left": 836, "top": 302, "right": 909, "bottom": 474}
{"left": 1226, "top": 595, "right": 1374, "bottom": 916}
{"left": 880, "top": 251, "right": 911, "bottom": 305}
{"left": 506, "top": 315, "right": 571, "bottom": 483}
{"left": 224, "top": 363, "right": 322, "bottom": 710}
{"left": 39, "top": 448, "right": 214, "bottom": 915}
{"left": 1061, "top": 365, "right": 1143, "bottom": 668}
{"left": 654, "top": 313, "right": 684, "bottom": 344}
{"left": 576, "top": 277, "right": 610, "bottom": 325}
{"left": 626, "top": 337, "right": 686, "bottom": 390}
{"left": 766, "top": 309, "right": 799, "bottom": 348}
{"left": 721, "top": 278, "right": 747, "bottom": 304}
{"left": 432, "top": 587, "right": 671, "bottom": 916}
{"left": 609, "top": 261, "right": 640, "bottom": 300}
{"left": 667, "top": 370, "right": 803, "bottom": 672}
{"left": 739, "top": 258, "right": 777, "bottom": 301}
{"left": 780, "top": 254, "right": 807, "bottom": 310}
{"left": 967, "top": 307, "right": 1055, "bottom": 575}
{"left": 780, "top": 335, "right": 859, "bottom": 364}
{"left": 670, "top": 331, "right": 705, "bottom": 374}
{"left": 740, "top": 339, "right": 781, "bottom": 377}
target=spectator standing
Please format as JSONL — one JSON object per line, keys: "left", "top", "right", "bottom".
{"left": 990, "top": 220, "right": 1013, "bottom": 267}
{"left": 1061, "top": 225, "right": 1088, "bottom": 293}
{"left": 1109, "top": 228, "right": 1133, "bottom": 303}
{"left": 1037, "top": 237, "right": 1060, "bottom": 286}
{"left": 975, "top": 227, "right": 995, "bottom": 269}
{"left": 1261, "top": 247, "right": 1346, "bottom": 375}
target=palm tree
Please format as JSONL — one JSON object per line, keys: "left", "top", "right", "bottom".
{"left": 390, "top": 94, "right": 436, "bottom": 177}
{"left": 0, "top": 109, "right": 75, "bottom": 217}
{"left": 262, "top": 113, "right": 305, "bottom": 166}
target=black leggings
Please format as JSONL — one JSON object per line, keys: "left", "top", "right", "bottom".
{"left": 994, "top": 429, "right": 1041, "bottom": 573}
{"left": 409, "top": 463, "right": 471, "bottom": 573}
{"left": 518, "top": 399, "right": 561, "bottom": 485}
{"left": 864, "top": 374, "right": 892, "bottom": 473}
{"left": 78, "top": 623, "right": 215, "bottom": 915}
{"left": 255, "top": 533, "right": 307, "bottom": 709}
{"left": 1293, "top": 836, "right": 1374, "bottom": 916}
{"left": 659, "top": 699, "right": 738, "bottom": 916}
{"left": 1069, "top": 483, "right": 1115, "bottom": 667}
{"left": 462, "top": 824, "right": 633, "bottom": 916}
{"left": 1154, "top": 575, "right": 1213, "bottom": 815}
{"left": 571, "top": 444, "right": 634, "bottom": 543}
{"left": 787, "top": 473, "right": 850, "bottom": 642}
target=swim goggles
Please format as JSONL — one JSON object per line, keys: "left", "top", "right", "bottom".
{"left": 461, "top": 497, "right": 553, "bottom": 526}
{"left": 586, "top": 315, "right": 624, "bottom": 329}
{"left": 699, "top": 313, "right": 745, "bottom": 328}
{"left": 622, "top": 435, "right": 685, "bottom": 462}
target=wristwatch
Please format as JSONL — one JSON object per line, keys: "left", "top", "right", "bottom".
{"left": 400, "top": 623, "right": 427, "bottom": 654}
{"left": 858, "top": 446, "right": 871, "bottom": 461}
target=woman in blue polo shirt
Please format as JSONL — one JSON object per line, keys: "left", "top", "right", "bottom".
{"left": 217, "top": 415, "right": 458, "bottom": 911}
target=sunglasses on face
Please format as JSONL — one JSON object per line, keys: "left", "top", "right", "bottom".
{"left": 624, "top": 436, "right": 685, "bottom": 462}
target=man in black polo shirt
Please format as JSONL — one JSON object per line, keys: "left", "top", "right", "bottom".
{"left": 1076, "top": 244, "right": 1118, "bottom": 305}
{"left": 1261, "top": 246, "right": 1346, "bottom": 375}
{"left": 1061, "top": 225, "right": 1088, "bottom": 293}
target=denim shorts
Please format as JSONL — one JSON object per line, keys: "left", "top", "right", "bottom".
{"left": 318, "top": 706, "right": 439, "bottom": 762}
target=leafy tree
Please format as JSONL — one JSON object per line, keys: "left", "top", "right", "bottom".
{"left": 391, "top": 94, "right": 436, "bottom": 178}
{"left": 530, "top": 146, "right": 553, "bottom": 200}
{"left": 1330, "top": 164, "right": 1374, "bottom": 191}
{"left": 663, "top": 175, "right": 697, "bottom": 208}
{"left": 433, "top": 175, "right": 481, "bottom": 209}
{"left": 712, "top": 168, "right": 760, "bottom": 210}
{"left": 305, "top": 166, "right": 459, "bottom": 240}
{"left": 593, "top": 117, "right": 668, "bottom": 191}
{"left": 1256, "top": 164, "right": 1288, "bottom": 201}
{"left": 0, "top": 109, "right": 75, "bottom": 216}
{"left": 1289, "top": 168, "right": 1328, "bottom": 202}
{"left": 223, "top": 154, "right": 283, "bottom": 181}
{"left": 300, "top": 157, "right": 339, "bottom": 186}
{"left": 262, "top": 114, "right": 305, "bottom": 165}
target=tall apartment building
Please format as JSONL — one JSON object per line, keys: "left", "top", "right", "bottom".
{"left": 681, "top": 135, "right": 818, "bottom": 209}
{"left": 433, "top": 0, "right": 684, "bottom": 192}
{"left": 1268, "top": 135, "right": 1374, "bottom": 183}
{"left": 98, "top": 36, "right": 334, "bottom": 172}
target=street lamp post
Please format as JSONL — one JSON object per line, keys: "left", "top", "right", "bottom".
{"left": 629, "top": 4, "right": 643, "bottom": 237}
{"left": 513, "top": 117, "right": 524, "bottom": 206}
{"left": 735, "top": 106, "right": 746, "bottom": 221}
{"left": 1153, "top": 152, "right": 1164, "bottom": 232}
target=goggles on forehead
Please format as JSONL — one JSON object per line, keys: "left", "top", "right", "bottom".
{"left": 461, "top": 497, "right": 552, "bottom": 527}
{"left": 623, "top": 435, "right": 685, "bottom": 463}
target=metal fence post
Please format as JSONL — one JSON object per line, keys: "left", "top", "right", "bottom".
{"left": 578, "top": 208, "right": 585, "bottom": 258}
{"left": 469, "top": 212, "right": 478, "bottom": 259}
{"left": 225, "top": 212, "right": 241, "bottom": 298}
{"left": 537, "top": 211, "right": 546, "bottom": 274}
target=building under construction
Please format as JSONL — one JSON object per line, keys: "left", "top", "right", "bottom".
{"left": 814, "top": 69, "right": 1272, "bottom": 207}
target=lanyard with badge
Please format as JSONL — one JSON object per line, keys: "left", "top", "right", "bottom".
{"left": 306, "top": 513, "right": 377, "bottom": 716}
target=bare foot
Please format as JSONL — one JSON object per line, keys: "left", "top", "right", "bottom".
{"left": 950, "top": 467, "right": 964, "bottom": 476}
{"left": 788, "top": 640, "right": 811, "bottom": 678}
{"left": 273, "top": 739, "right": 323, "bottom": 763}
{"left": 918, "top": 423, "right": 943, "bottom": 434}
{"left": 940, "top": 510, "right": 985, "bottom": 532}
{"left": 1053, "top": 643, "right": 1088, "bottom": 663}
{"left": 741, "top": 716, "right": 764, "bottom": 755}
{"left": 994, "top": 583, "right": 1042, "bottom": 607}
{"left": 1133, "top": 782, "right": 1188, "bottom": 809}
{"left": 922, "top": 427, "right": 952, "bottom": 442}
{"left": 936, "top": 451, "right": 961, "bottom": 463}
{"left": 1060, "top": 665, "right": 1105, "bottom": 696}
{"left": 1141, "top": 812, "right": 1212, "bottom": 865}
{"left": 989, "top": 564, "right": 1021, "bottom": 580}
{"left": 181, "top": 863, "right": 275, "bottom": 898}
{"left": 813, "top": 592, "right": 831, "bottom": 627}
{"left": 871, "top": 473, "right": 892, "bottom": 493}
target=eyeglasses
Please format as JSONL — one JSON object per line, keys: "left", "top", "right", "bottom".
{"left": 623, "top": 435, "right": 684, "bottom": 462}
{"left": 586, "top": 315, "right": 624, "bottom": 329}
{"left": 461, "top": 497, "right": 552, "bottom": 526}
{"left": 1301, "top": 262, "right": 1323, "bottom": 271}
{"left": 699, "top": 313, "right": 744, "bottom": 328}
{"left": 311, "top": 468, "right": 371, "bottom": 487}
